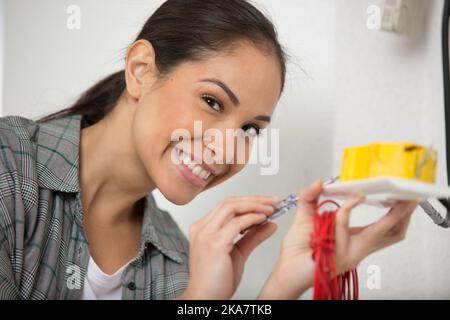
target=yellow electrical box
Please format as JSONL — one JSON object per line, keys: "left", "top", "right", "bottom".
{"left": 340, "top": 143, "right": 437, "bottom": 183}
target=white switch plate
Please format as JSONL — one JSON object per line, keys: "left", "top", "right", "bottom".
{"left": 323, "top": 177, "right": 450, "bottom": 208}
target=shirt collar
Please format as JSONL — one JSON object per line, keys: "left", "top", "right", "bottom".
{"left": 35, "top": 114, "right": 81, "bottom": 193}
{"left": 140, "top": 194, "right": 187, "bottom": 264}
{"left": 35, "top": 115, "right": 186, "bottom": 264}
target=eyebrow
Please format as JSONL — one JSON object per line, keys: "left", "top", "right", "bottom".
{"left": 199, "top": 78, "right": 271, "bottom": 123}
{"left": 254, "top": 115, "right": 271, "bottom": 123}
{"left": 199, "top": 78, "right": 240, "bottom": 106}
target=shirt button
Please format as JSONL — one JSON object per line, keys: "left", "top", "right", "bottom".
{"left": 127, "top": 282, "right": 136, "bottom": 291}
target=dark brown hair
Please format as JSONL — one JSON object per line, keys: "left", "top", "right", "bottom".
{"left": 38, "top": 0, "right": 287, "bottom": 128}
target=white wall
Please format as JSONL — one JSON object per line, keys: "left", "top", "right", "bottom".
{"left": 2, "top": 0, "right": 449, "bottom": 299}
{"left": 0, "top": 0, "right": 4, "bottom": 115}
{"left": 2, "top": 0, "right": 165, "bottom": 119}
{"left": 333, "top": 0, "right": 450, "bottom": 299}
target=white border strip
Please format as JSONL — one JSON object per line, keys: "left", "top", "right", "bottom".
{"left": 0, "top": 0, "right": 4, "bottom": 116}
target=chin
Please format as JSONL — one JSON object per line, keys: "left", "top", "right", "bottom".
{"left": 154, "top": 173, "right": 198, "bottom": 205}
{"left": 159, "top": 186, "right": 196, "bottom": 205}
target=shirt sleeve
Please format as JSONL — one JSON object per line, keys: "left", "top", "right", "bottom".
{"left": 0, "top": 225, "right": 19, "bottom": 299}
{"left": 0, "top": 119, "right": 28, "bottom": 299}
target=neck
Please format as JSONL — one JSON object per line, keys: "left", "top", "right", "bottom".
{"left": 79, "top": 95, "right": 156, "bottom": 224}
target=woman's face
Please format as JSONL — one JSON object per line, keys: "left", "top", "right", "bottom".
{"left": 129, "top": 41, "right": 282, "bottom": 205}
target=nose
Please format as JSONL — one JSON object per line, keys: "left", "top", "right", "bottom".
{"left": 202, "top": 134, "right": 251, "bottom": 167}
{"left": 204, "top": 136, "right": 216, "bottom": 156}
{"left": 203, "top": 135, "right": 222, "bottom": 165}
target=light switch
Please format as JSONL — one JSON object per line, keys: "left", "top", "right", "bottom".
{"left": 381, "top": 0, "right": 404, "bottom": 31}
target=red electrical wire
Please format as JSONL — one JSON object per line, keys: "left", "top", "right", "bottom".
{"left": 310, "top": 199, "right": 359, "bottom": 300}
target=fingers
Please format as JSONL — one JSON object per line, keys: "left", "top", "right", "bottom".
{"left": 293, "top": 179, "right": 324, "bottom": 225}
{"left": 392, "top": 208, "right": 414, "bottom": 241}
{"left": 335, "top": 196, "right": 365, "bottom": 263}
{"left": 189, "top": 195, "right": 279, "bottom": 254}
{"left": 233, "top": 222, "right": 278, "bottom": 260}
{"left": 373, "top": 201, "right": 419, "bottom": 235}
{"left": 349, "top": 224, "right": 374, "bottom": 235}
{"left": 206, "top": 197, "right": 277, "bottom": 231}
{"left": 336, "top": 196, "right": 366, "bottom": 228}
{"left": 232, "top": 195, "right": 280, "bottom": 205}
{"left": 184, "top": 196, "right": 280, "bottom": 300}
{"left": 337, "top": 200, "right": 418, "bottom": 274}
{"left": 384, "top": 201, "right": 417, "bottom": 241}
{"left": 354, "top": 201, "right": 419, "bottom": 258}
{"left": 220, "top": 213, "right": 269, "bottom": 242}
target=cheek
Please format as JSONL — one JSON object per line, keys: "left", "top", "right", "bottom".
{"left": 204, "top": 163, "right": 247, "bottom": 191}
{"left": 228, "top": 139, "right": 253, "bottom": 164}
{"left": 134, "top": 92, "right": 189, "bottom": 146}
{"left": 131, "top": 104, "right": 172, "bottom": 173}
{"left": 130, "top": 95, "right": 198, "bottom": 181}
{"left": 131, "top": 111, "right": 155, "bottom": 172}
{"left": 232, "top": 163, "right": 247, "bottom": 175}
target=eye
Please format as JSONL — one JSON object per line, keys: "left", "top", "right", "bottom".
{"left": 202, "top": 95, "right": 224, "bottom": 113}
{"left": 242, "top": 124, "right": 261, "bottom": 137}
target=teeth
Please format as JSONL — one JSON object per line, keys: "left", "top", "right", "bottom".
{"left": 192, "top": 166, "right": 202, "bottom": 176}
{"left": 177, "top": 149, "right": 213, "bottom": 181}
{"left": 200, "top": 171, "right": 208, "bottom": 179}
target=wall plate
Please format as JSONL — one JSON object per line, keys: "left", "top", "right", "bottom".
{"left": 322, "top": 177, "right": 450, "bottom": 208}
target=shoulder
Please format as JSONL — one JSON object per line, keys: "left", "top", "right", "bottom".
{"left": 0, "top": 116, "right": 41, "bottom": 253}
{"left": 0, "top": 115, "right": 40, "bottom": 203}
{"left": 0, "top": 115, "right": 40, "bottom": 189}
{"left": 0, "top": 116, "right": 39, "bottom": 168}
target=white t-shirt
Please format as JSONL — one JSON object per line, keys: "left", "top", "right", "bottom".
{"left": 81, "top": 256, "right": 131, "bottom": 300}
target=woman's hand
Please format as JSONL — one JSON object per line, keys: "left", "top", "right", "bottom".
{"left": 258, "top": 179, "right": 419, "bottom": 300}
{"left": 177, "top": 195, "right": 279, "bottom": 300}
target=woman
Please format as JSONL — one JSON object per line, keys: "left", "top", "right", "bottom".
{"left": 0, "top": 0, "right": 418, "bottom": 300}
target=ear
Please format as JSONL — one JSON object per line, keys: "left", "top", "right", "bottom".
{"left": 124, "top": 39, "right": 158, "bottom": 100}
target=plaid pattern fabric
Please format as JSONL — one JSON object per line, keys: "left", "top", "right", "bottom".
{"left": 0, "top": 114, "right": 189, "bottom": 300}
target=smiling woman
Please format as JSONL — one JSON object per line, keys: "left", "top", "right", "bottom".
{"left": 0, "top": 0, "right": 287, "bottom": 300}
{"left": 0, "top": 0, "right": 420, "bottom": 301}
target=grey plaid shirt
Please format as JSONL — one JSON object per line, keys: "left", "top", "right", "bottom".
{"left": 0, "top": 114, "right": 189, "bottom": 300}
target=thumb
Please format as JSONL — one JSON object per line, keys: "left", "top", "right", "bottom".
{"left": 293, "top": 179, "right": 324, "bottom": 225}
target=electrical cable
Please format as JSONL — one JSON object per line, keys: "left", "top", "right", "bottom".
{"left": 420, "top": 0, "right": 450, "bottom": 228}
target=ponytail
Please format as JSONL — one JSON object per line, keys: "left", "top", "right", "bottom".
{"left": 38, "top": 70, "right": 125, "bottom": 128}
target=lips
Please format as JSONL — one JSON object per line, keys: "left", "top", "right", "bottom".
{"left": 173, "top": 147, "right": 216, "bottom": 188}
